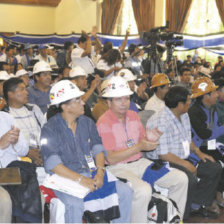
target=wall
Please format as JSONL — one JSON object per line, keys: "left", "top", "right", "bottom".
{"left": 55, "top": 0, "right": 97, "bottom": 34}
{"left": 0, "top": 3, "right": 55, "bottom": 34}
{"left": 0, "top": 0, "right": 163, "bottom": 35}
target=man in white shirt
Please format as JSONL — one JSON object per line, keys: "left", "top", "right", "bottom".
{"left": 35, "top": 45, "right": 58, "bottom": 68}
{"left": 145, "top": 73, "right": 170, "bottom": 114}
{"left": 3, "top": 78, "right": 45, "bottom": 149}
{"left": 0, "top": 111, "right": 28, "bottom": 223}
{"left": 71, "top": 33, "right": 95, "bottom": 75}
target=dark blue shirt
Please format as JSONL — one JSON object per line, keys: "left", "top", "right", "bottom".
{"left": 27, "top": 85, "right": 50, "bottom": 114}
{"left": 40, "top": 113, "right": 106, "bottom": 174}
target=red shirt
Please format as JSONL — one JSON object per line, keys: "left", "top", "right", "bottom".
{"left": 97, "top": 109, "right": 145, "bottom": 164}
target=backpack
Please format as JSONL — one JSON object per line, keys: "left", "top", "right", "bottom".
{"left": 147, "top": 192, "right": 181, "bottom": 223}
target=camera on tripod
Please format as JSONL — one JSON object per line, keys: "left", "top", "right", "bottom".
{"left": 142, "top": 22, "right": 169, "bottom": 45}
{"left": 141, "top": 21, "right": 184, "bottom": 74}
{"left": 142, "top": 21, "right": 183, "bottom": 48}
{"left": 165, "top": 34, "right": 183, "bottom": 47}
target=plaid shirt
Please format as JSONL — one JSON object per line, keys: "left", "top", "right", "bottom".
{"left": 145, "top": 106, "right": 191, "bottom": 160}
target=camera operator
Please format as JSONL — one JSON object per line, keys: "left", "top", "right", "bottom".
{"left": 124, "top": 44, "right": 144, "bottom": 77}
{"left": 142, "top": 44, "right": 166, "bottom": 75}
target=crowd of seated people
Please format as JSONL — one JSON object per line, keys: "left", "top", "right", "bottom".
{"left": 1, "top": 27, "right": 224, "bottom": 223}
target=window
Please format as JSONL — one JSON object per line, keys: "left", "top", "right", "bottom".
{"left": 184, "top": 0, "right": 224, "bottom": 35}
{"left": 113, "top": 0, "right": 138, "bottom": 35}
{"left": 174, "top": 0, "right": 224, "bottom": 65}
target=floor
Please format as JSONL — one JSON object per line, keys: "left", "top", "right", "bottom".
{"left": 185, "top": 207, "right": 224, "bottom": 223}
{"left": 44, "top": 204, "right": 224, "bottom": 223}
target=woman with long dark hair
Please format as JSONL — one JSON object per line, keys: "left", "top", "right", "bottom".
{"left": 97, "top": 49, "right": 122, "bottom": 80}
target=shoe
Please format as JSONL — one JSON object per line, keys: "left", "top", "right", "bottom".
{"left": 216, "top": 191, "right": 224, "bottom": 208}
{"left": 208, "top": 201, "right": 220, "bottom": 215}
{"left": 216, "top": 199, "right": 224, "bottom": 208}
{"left": 191, "top": 206, "right": 218, "bottom": 219}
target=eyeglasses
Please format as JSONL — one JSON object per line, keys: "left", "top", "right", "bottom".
{"left": 70, "top": 97, "right": 82, "bottom": 104}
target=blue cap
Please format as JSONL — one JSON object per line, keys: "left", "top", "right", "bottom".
{"left": 39, "top": 44, "right": 48, "bottom": 50}
{"left": 24, "top": 44, "right": 33, "bottom": 50}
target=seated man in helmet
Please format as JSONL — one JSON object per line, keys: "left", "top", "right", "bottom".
{"left": 117, "top": 68, "right": 141, "bottom": 112}
{"left": 215, "top": 79, "right": 224, "bottom": 138}
{"left": 145, "top": 73, "right": 170, "bottom": 114}
{"left": 146, "top": 84, "right": 222, "bottom": 219}
{"left": 97, "top": 76, "right": 188, "bottom": 223}
{"left": 189, "top": 77, "right": 224, "bottom": 210}
{"left": 92, "top": 69, "right": 141, "bottom": 121}
{"left": 27, "top": 61, "right": 52, "bottom": 114}
{"left": 68, "top": 66, "right": 101, "bottom": 106}
{"left": 40, "top": 80, "right": 133, "bottom": 223}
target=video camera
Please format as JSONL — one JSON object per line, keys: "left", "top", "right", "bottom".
{"left": 165, "top": 34, "right": 183, "bottom": 47}
{"left": 141, "top": 21, "right": 170, "bottom": 44}
{"left": 141, "top": 21, "right": 183, "bottom": 49}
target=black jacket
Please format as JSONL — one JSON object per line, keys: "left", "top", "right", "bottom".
{"left": 3, "top": 161, "right": 42, "bottom": 223}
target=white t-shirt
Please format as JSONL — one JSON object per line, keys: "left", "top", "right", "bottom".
{"left": 34, "top": 54, "right": 58, "bottom": 68}
{"left": 71, "top": 46, "right": 95, "bottom": 74}
{"left": 15, "top": 54, "right": 22, "bottom": 63}
{"left": 97, "top": 59, "right": 122, "bottom": 80}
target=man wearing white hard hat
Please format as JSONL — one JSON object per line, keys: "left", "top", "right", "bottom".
{"left": 41, "top": 80, "right": 132, "bottom": 223}
{"left": 69, "top": 66, "right": 101, "bottom": 102}
{"left": 117, "top": 68, "right": 140, "bottom": 112}
{"left": 69, "top": 66, "right": 101, "bottom": 120}
{"left": 15, "top": 69, "right": 30, "bottom": 87}
{"left": 27, "top": 61, "right": 52, "bottom": 114}
{"left": 97, "top": 76, "right": 188, "bottom": 222}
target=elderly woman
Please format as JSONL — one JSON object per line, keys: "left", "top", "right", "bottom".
{"left": 40, "top": 80, "right": 132, "bottom": 223}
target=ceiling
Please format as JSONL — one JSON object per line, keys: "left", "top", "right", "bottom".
{"left": 0, "top": 0, "right": 61, "bottom": 7}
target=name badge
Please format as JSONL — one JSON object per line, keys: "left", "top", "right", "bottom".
{"left": 182, "top": 140, "right": 190, "bottom": 157}
{"left": 126, "top": 139, "right": 135, "bottom": 148}
{"left": 85, "top": 155, "right": 96, "bottom": 171}
{"left": 208, "top": 139, "right": 216, "bottom": 150}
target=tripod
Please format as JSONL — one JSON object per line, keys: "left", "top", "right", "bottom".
{"left": 166, "top": 45, "right": 179, "bottom": 85}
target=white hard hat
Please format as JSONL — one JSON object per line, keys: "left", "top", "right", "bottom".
{"left": 0, "top": 71, "right": 11, "bottom": 81}
{"left": 15, "top": 69, "right": 29, "bottom": 78}
{"left": 50, "top": 80, "right": 85, "bottom": 105}
{"left": 69, "top": 66, "right": 87, "bottom": 78}
{"left": 102, "top": 76, "right": 133, "bottom": 98}
{"left": 117, "top": 69, "right": 137, "bottom": 81}
{"left": 33, "top": 61, "right": 52, "bottom": 74}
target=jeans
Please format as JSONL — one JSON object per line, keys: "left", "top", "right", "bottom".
{"left": 53, "top": 173, "right": 133, "bottom": 223}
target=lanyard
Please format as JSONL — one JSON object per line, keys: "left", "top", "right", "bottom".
{"left": 25, "top": 53, "right": 30, "bottom": 66}
{"left": 123, "top": 120, "right": 130, "bottom": 141}
{"left": 119, "top": 116, "right": 130, "bottom": 142}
